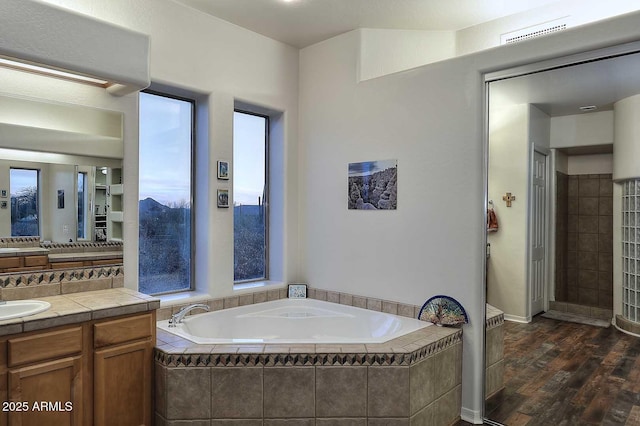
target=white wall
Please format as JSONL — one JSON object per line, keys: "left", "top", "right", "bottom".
{"left": 46, "top": 164, "right": 76, "bottom": 242}
{"left": 456, "top": 0, "right": 640, "bottom": 56}
{"left": 567, "top": 153, "right": 613, "bottom": 175}
{"left": 487, "top": 104, "right": 529, "bottom": 320}
{"left": 39, "top": 0, "right": 300, "bottom": 297}
{"left": 550, "top": 110, "right": 614, "bottom": 148}
{"left": 487, "top": 104, "right": 550, "bottom": 322}
{"left": 614, "top": 94, "right": 640, "bottom": 180}
{"left": 359, "top": 29, "right": 456, "bottom": 81}
{"left": 299, "top": 13, "right": 640, "bottom": 422}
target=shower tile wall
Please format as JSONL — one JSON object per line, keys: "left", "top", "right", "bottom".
{"left": 564, "top": 174, "right": 613, "bottom": 308}
{"left": 555, "top": 172, "right": 569, "bottom": 302}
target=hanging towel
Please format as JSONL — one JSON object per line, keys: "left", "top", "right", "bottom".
{"left": 487, "top": 208, "right": 499, "bottom": 232}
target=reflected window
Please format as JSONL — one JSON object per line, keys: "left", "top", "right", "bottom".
{"left": 77, "top": 172, "right": 87, "bottom": 240}
{"left": 139, "top": 91, "right": 194, "bottom": 295}
{"left": 233, "top": 111, "right": 268, "bottom": 283}
{"left": 10, "top": 168, "right": 39, "bottom": 237}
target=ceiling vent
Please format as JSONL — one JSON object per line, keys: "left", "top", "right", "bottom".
{"left": 501, "top": 18, "right": 569, "bottom": 45}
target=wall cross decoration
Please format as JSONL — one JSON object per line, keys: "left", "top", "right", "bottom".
{"left": 502, "top": 192, "right": 516, "bottom": 207}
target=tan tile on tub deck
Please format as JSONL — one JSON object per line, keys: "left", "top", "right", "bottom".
{"left": 382, "top": 301, "right": 399, "bottom": 315}
{"left": 367, "top": 298, "right": 382, "bottom": 311}
{"left": 212, "top": 420, "right": 263, "bottom": 426}
{"left": 410, "top": 355, "right": 435, "bottom": 415}
{"left": 238, "top": 293, "right": 254, "bottom": 306}
{"left": 315, "top": 289, "right": 327, "bottom": 301}
{"left": 327, "top": 291, "right": 340, "bottom": 303}
{"left": 224, "top": 296, "right": 239, "bottom": 308}
{"left": 253, "top": 291, "right": 267, "bottom": 304}
{"left": 264, "top": 367, "right": 315, "bottom": 418}
{"left": 352, "top": 295, "right": 367, "bottom": 309}
{"left": 267, "top": 289, "right": 280, "bottom": 301}
{"left": 339, "top": 293, "right": 353, "bottom": 305}
{"left": 208, "top": 298, "right": 224, "bottom": 311}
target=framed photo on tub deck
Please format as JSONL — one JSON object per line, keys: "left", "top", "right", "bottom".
{"left": 288, "top": 284, "right": 307, "bottom": 299}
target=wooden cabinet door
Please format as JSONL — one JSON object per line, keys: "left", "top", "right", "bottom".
{"left": 94, "top": 340, "right": 152, "bottom": 426}
{"left": 8, "top": 356, "right": 82, "bottom": 426}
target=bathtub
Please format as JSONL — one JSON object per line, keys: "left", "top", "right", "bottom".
{"left": 157, "top": 298, "right": 430, "bottom": 344}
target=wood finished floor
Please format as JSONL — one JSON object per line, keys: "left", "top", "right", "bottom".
{"left": 479, "top": 315, "right": 640, "bottom": 426}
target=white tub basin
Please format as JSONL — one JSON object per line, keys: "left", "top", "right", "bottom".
{"left": 0, "top": 300, "right": 51, "bottom": 320}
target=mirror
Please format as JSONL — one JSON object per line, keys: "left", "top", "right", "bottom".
{"left": 485, "top": 49, "right": 640, "bottom": 423}
{"left": 0, "top": 93, "right": 124, "bottom": 273}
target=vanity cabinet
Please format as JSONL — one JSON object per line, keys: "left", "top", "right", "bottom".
{"left": 0, "top": 311, "right": 155, "bottom": 426}
{"left": 93, "top": 314, "right": 153, "bottom": 426}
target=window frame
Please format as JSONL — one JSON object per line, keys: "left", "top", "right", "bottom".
{"left": 9, "top": 167, "right": 40, "bottom": 238}
{"left": 138, "top": 89, "right": 196, "bottom": 295}
{"left": 233, "top": 109, "right": 270, "bottom": 284}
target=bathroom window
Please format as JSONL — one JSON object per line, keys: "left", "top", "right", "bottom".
{"left": 139, "top": 91, "right": 194, "bottom": 295}
{"left": 233, "top": 110, "right": 269, "bottom": 283}
{"left": 10, "top": 168, "right": 39, "bottom": 237}
{"left": 77, "top": 171, "right": 87, "bottom": 240}
{"left": 622, "top": 179, "right": 640, "bottom": 322}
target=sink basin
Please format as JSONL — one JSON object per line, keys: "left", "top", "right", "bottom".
{"left": 0, "top": 300, "right": 51, "bottom": 320}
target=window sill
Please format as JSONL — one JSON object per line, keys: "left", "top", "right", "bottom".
{"left": 154, "top": 291, "right": 212, "bottom": 308}
{"left": 233, "top": 280, "right": 285, "bottom": 292}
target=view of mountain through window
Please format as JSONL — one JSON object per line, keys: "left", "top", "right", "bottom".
{"left": 234, "top": 111, "right": 268, "bottom": 282}
{"left": 139, "top": 91, "right": 193, "bottom": 295}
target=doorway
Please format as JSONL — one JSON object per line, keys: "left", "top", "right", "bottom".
{"left": 484, "top": 43, "right": 640, "bottom": 424}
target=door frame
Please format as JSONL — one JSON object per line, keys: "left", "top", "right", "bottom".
{"left": 527, "top": 144, "right": 551, "bottom": 318}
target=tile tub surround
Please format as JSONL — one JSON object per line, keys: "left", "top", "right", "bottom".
{"left": 485, "top": 304, "right": 504, "bottom": 399}
{"left": 155, "top": 316, "right": 463, "bottom": 424}
{"left": 156, "top": 287, "right": 425, "bottom": 322}
{"left": 0, "top": 287, "right": 159, "bottom": 335}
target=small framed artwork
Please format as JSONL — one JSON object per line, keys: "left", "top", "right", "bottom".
{"left": 0, "top": 201, "right": 6, "bottom": 209}
{"left": 217, "top": 189, "right": 229, "bottom": 208}
{"left": 0, "top": 190, "right": 6, "bottom": 198}
{"left": 217, "top": 160, "right": 229, "bottom": 180}
{"left": 288, "top": 284, "right": 308, "bottom": 299}
{"left": 57, "top": 190, "right": 65, "bottom": 209}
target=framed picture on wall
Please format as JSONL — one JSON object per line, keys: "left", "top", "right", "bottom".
{"left": 217, "top": 189, "right": 229, "bottom": 208}
{"left": 217, "top": 160, "right": 229, "bottom": 180}
{"left": 0, "top": 190, "right": 6, "bottom": 198}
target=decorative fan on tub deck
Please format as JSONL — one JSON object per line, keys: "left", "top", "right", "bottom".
{"left": 418, "top": 295, "right": 468, "bottom": 327}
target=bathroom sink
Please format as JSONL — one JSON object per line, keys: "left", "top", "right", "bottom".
{"left": 0, "top": 300, "right": 51, "bottom": 321}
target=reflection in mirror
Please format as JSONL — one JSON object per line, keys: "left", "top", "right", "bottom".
{"left": 0, "top": 93, "right": 124, "bottom": 273}
{"left": 485, "top": 50, "right": 640, "bottom": 424}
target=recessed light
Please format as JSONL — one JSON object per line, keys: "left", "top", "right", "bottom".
{"left": 579, "top": 105, "right": 597, "bottom": 112}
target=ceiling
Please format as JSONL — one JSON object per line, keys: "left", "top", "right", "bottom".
{"left": 174, "top": 0, "right": 560, "bottom": 48}
{"left": 489, "top": 50, "right": 640, "bottom": 117}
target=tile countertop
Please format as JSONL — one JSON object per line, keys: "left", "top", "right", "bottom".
{"left": 0, "top": 247, "right": 50, "bottom": 258}
{"left": 0, "top": 288, "right": 159, "bottom": 336}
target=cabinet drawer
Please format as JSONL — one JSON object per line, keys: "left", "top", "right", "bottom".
{"left": 8, "top": 327, "right": 83, "bottom": 367}
{"left": 94, "top": 314, "right": 153, "bottom": 348}
{"left": 23, "top": 255, "right": 48, "bottom": 267}
{"left": 0, "top": 257, "right": 21, "bottom": 269}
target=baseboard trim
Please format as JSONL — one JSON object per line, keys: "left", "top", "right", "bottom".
{"left": 503, "top": 314, "right": 531, "bottom": 323}
{"left": 461, "top": 407, "right": 483, "bottom": 424}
